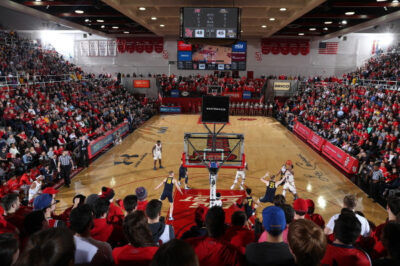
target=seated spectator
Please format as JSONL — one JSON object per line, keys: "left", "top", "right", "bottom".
{"left": 321, "top": 211, "right": 371, "bottom": 265}
{"left": 99, "top": 187, "right": 124, "bottom": 225}
{"left": 135, "top": 187, "right": 148, "bottom": 211}
{"left": 122, "top": 194, "right": 137, "bottom": 216}
{"left": 224, "top": 211, "right": 255, "bottom": 254}
{"left": 0, "top": 233, "right": 19, "bottom": 266}
{"left": 258, "top": 203, "right": 294, "bottom": 243}
{"left": 151, "top": 239, "right": 199, "bottom": 266}
{"left": 90, "top": 198, "right": 114, "bottom": 242}
{"left": 325, "top": 195, "right": 370, "bottom": 237}
{"left": 15, "top": 227, "right": 75, "bottom": 266}
{"left": 1, "top": 193, "right": 24, "bottom": 231}
{"left": 180, "top": 206, "right": 208, "bottom": 240}
{"left": 20, "top": 211, "right": 47, "bottom": 248}
{"left": 288, "top": 219, "right": 327, "bottom": 266}
{"left": 246, "top": 206, "right": 294, "bottom": 266}
{"left": 305, "top": 199, "right": 325, "bottom": 228}
{"left": 146, "top": 199, "right": 175, "bottom": 244}
{"left": 52, "top": 194, "right": 86, "bottom": 222}
{"left": 113, "top": 211, "right": 158, "bottom": 266}
{"left": 373, "top": 222, "right": 400, "bottom": 266}
{"left": 70, "top": 204, "right": 113, "bottom": 265}
{"left": 33, "top": 193, "right": 63, "bottom": 228}
{"left": 186, "top": 206, "right": 244, "bottom": 266}
{"left": 293, "top": 198, "right": 308, "bottom": 220}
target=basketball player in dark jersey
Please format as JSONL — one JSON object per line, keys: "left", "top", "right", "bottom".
{"left": 257, "top": 172, "right": 285, "bottom": 204}
{"left": 155, "top": 171, "right": 183, "bottom": 220}
{"left": 237, "top": 188, "right": 256, "bottom": 227}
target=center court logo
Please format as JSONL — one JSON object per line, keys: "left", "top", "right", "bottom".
{"left": 179, "top": 195, "right": 242, "bottom": 209}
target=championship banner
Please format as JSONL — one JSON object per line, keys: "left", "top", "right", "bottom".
{"left": 89, "top": 40, "right": 98, "bottom": 57}
{"left": 79, "top": 41, "right": 89, "bottom": 57}
{"left": 88, "top": 122, "right": 129, "bottom": 159}
{"left": 98, "top": 40, "right": 108, "bottom": 56}
{"left": 116, "top": 37, "right": 164, "bottom": 54}
{"left": 261, "top": 38, "right": 310, "bottom": 56}
{"left": 273, "top": 81, "right": 291, "bottom": 91}
{"left": 107, "top": 40, "right": 117, "bottom": 56}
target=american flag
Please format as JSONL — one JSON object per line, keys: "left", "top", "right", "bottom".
{"left": 318, "top": 42, "right": 339, "bottom": 54}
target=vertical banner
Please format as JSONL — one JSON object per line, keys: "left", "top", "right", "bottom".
{"left": 98, "top": 40, "right": 108, "bottom": 56}
{"left": 89, "top": 40, "right": 99, "bottom": 57}
{"left": 80, "top": 41, "right": 89, "bottom": 57}
{"left": 107, "top": 40, "right": 117, "bottom": 56}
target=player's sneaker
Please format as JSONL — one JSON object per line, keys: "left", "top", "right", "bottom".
{"left": 230, "top": 184, "right": 235, "bottom": 190}
{"left": 159, "top": 165, "right": 164, "bottom": 169}
{"left": 153, "top": 167, "right": 157, "bottom": 170}
{"left": 185, "top": 185, "right": 191, "bottom": 190}
{"left": 168, "top": 216, "right": 174, "bottom": 221}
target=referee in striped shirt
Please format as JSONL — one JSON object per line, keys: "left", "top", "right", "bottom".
{"left": 58, "top": 150, "right": 74, "bottom": 188}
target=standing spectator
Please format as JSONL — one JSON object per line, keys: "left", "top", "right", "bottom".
{"left": 321, "top": 211, "right": 371, "bottom": 265}
{"left": 370, "top": 163, "right": 384, "bottom": 202}
{"left": 78, "top": 135, "right": 89, "bottom": 168}
{"left": 0, "top": 233, "right": 19, "bottom": 266}
{"left": 246, "top": 206, "right": 294, "bottom": 266}
{"left": 186, "top": 206, "right": 244, "bottom": 266}
{"left": 70, "top": 204, "right": 113, "bottom": 265}
{"left": 324, "top": 195, "right": 371, "bottom": 237}
{"left": 58, "top": 150, "right": 74, "bottom": 188}
{"left": 151, "top": 239, "right": 199, "bottom": 266}
{"left": 15, "top": 228, "right": 75, "bottom": 266}
{"left": 113, "top": 211, "right": 158, "bottom": 266}
{"left": 146, "top": 199, "right": 175, "bottom": 244}
{"left": 224, "top": 211, "right": 255, "bottom": 254}
{"left": 288, "top": 219, "right": 327, "bottom": 266}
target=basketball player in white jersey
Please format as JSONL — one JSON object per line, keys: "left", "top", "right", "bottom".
{"left": 231, "top": 162, "right": 248, "bottom": 190}
{"left": 281, "top": 164, "right": 298, "bottom": 199}
{"left": 276, "top": 160, "right": 293, "bottom": 184}
{"left": 152, "top": 140, "right": 163, "bottom": 170}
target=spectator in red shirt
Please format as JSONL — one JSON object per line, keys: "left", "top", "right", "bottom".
{"left": 224, "top": 211, "right": 255, "bottom": 254}
{"left": 121, "top": 194, "right": 137, "bottom": 216}
{"left": 151, "top": 239, "right": 199, "bottom": 266}
{"left": 288, "top": 219, "right": 327, "bottom": 266}
{"left": 90, "top": 198, "right": 114, "bottom": 243}
{"left": 321, "top": 210, "right": 371, "bottom": 266}
{"left": 135, "top": 186, "right": 148, "bottom": 211}
{"left": 186, "top": 206, "right": 244, "bottom": 266}
{"left": 112, "top": 211, "right": 158, "bottom": 266}
{"left": 99, "top": 187, "right": 124, "bottom": 225}
{"left": 373, "top": 222, "right": 400, "bottom": 266}
{"left": 1, "top": 193, "right": 24, "bottom": 232}
{"left": 305, "top": 199, "right": 325, "bottom": 228}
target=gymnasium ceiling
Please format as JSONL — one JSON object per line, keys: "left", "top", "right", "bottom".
{"left": 4, "top": 0, "right": 400, "bottom": 39}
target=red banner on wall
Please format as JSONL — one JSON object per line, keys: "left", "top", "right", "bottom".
{"left": 133, "top": 80, "right": 150, "bottom": 88}
{"left": 116, "top": 37, "right": 164, "bottom": 54}
{"left": 261, "top": 39, "right": 310, "bottom": 56}
{"left": 293, "top": 122, "right": 311, "bottom": 140}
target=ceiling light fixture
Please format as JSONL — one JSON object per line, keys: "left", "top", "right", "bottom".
{"left": 323, "top": 27, "right": 328, "bottom": 31}
{"left": 309, "top": 28, "right": 316, "bottom": 31}
{"left": 112, "top": 26, "right": 119, "bottom": 29}
{"left": 393, "top": 0, "right": 399, "bottom": 3}
{"left": 269, "top": 18, "right": 276, "bottom": 21}
{"left": 96, "top": 19, "right": 104, "bottom": 23}
{"left": 345, "top": 11, "right": 355, "bottom": 15}
{"left": 280, "top": 7, "right": 287, "bottom": 11}
{"left": 151, "top": 17, "right": 157, "bottom": 20}
{"left": 342, "top": 20, "right": 348, "bottom": 24}
{"left": 261, "top": 25, "right": 267, "bottom": 28}
{"left": 324, "top": 21, "right": 333, "bottom": 24}
{"left": 84, "top": 19, "right": 90, "bottom": 23}
{"left": 139, "top": 7, "right": 146, "bottom": 11}
{"left": 101, "top": 25, "right": 105, "bottom": 29}
{"left": 160, "top": 24, "right": 165, "bottom": 27}
{"left": 298, "top": 33, "right": 304, "bottom": 36}
{"left": 75, "top": 10, "right": 84, "bottom": 14}
{"left": 124, "top": 31, "right": 129, "bottom": 34}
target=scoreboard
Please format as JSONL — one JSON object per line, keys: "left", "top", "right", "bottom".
{"left": 180, "top": 7, "right": 240, "bottom": 39}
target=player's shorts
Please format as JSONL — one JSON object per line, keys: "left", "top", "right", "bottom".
{"left": 160, "top": 192, "right": 173, "bottom": 203}
{"left": 153, "top": 152, "right": 162, "bottom": 160}
{"left": 235, "top": 171, "right": 245, "bottom": 179}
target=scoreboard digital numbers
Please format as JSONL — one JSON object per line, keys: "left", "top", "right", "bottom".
{"left": 181, "top": 7, "right": 240, "bottom": 39}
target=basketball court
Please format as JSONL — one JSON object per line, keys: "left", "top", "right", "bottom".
{"left": 56, "top": 114, "right": 387, "bottom": 226}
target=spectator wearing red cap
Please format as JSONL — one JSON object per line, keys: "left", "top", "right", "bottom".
{"left": 135, "top": 187, "right": 148, "bottom": 211}
{"left": 246, "top": 206, "right": 294, "bottom": 266}
{"left": 293, "top": 198, "right": 308, "bottom": 220}
{"left": 180, "top": 206, "right": 208, "bottom": 240}
{"left": 100, "top": 187, "right": 124, "bottom": 225}
{"left": 113, "top": 211, "right": 158, "bottom": 266}
{"left": 304, "top": 199, "right": 325, "bottom": 228}
{"left": 186, "top": 206, "right": 244, "bottom": 266}
{"left": 224, "top": 211, "right": 255, "bottom": 254}
{"left": 321, "top": 210, "right": 371, "bottom": 266}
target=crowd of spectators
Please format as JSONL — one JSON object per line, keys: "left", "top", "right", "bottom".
{"left": 1, "top": 183, "right": 400, "bottom": 266}
{"left": 0, "top": 30, "right": 157, "bottom": 202}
